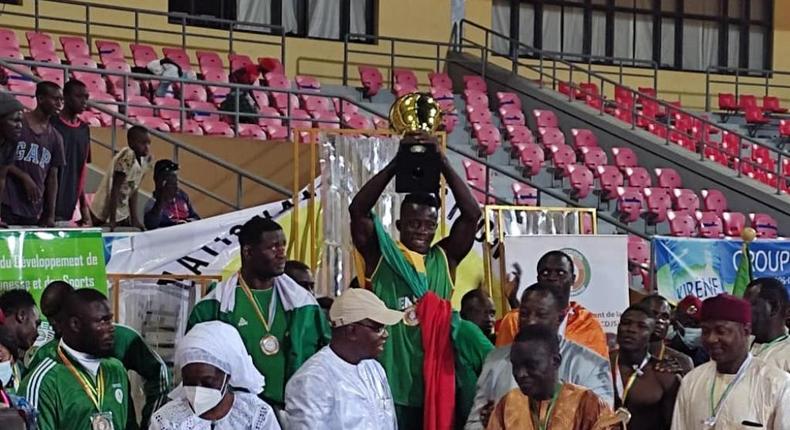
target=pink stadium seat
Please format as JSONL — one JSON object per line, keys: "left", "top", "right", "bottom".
{"left": 202, "top": 69, "right": 230, "bottom": 102}
{"left": 182, "top": 84, "right": 208, "bottom": 102}
{"left": 373, "top": 116, "right": 389, "bottom": 130}
{"left": 579, "top": 146, "right": 607, "bottom": 171}
{"left": 258, "top": 57, "right": 284, "bottom": 75}
{"left": 463, "top": 159, "right": 485, "bottom": 181}
{"left": 295, "top": 75, "right": 321, "bottom": 91}
{"left": 668, "top": 211, "right": 696, "bottom": 237}
{"left": 498, "top": 105, "right": 525, "bottom": 127}
{"left": 672, "top": 188, "right": 700, "bottom": 212}
{"left": 301, "top": 95, "right": 333, "bottom": 113}
{"left": 0, "top": 28, "right": 19, "bottom": 53}
{"left": 199, "top": 120, "right": 233, "bottom": 137}
{"left": 532, "top": 109, "right": 559, "bottom": 128}
{"left": 570, "top": 129, "right": 598, "bottom": 151}
{"left": 265, "top": 124, "right": 289, "bottom": 139}
{"left": 627, "top": 236, "right": 650, "bottom": 274}
{"left": 565, "top": 165, "right": 594, "bottom": 199}
{"left": 27, "top": 32, "right": 55, "bottom": 59}
{"left": 430, "top": 86, "right": 454, "bottom": 107}
{"left": 250, "top": 90, "right": 270, "bottom": 109}
{"left": 393, "top": 69, "right": 418, "bottom": 96}
{"left": 170, "top": 118, "right": 204, "bottom": 135}
{"left": 333, "top": 98, "right": 359, "bottom": 115}
{"left": 272, "top": 92, "right": 300, "bottom": 113}
{"left": 25, "top": 49, "right": 58, "bottom": 64}
{"left": 512, "top": 182, "right": 538, "bottom": 206}
{"left": 104, "top": 61, "right": 142, "bottom": 98}
{"left": 763, "top": 96, "right": 788, "bottom": 114}
{"left": 358, "top": 66, "right": 383, "bottom": 98}
{"left": 154, "top": 97, "right": 180, "bottom": 120}
{"left": 538, "top": 127, "right": 565, "bottom": 147}
{"left": 196, "top": 51, "right": 224, "bottom": 73}
{"left": 228, "top": 54, "right": 254, "bottom": 71}
{"left": 311, "top": 110, "right": 341, "bottom": 129}
{"left": 496, "top": 92, "right": 521, "bottom": 109}
{"left": 467, "top": 109, "right": 493, "bottom": 127}
{"left": 95, "top": 40, "right": 124, "bottom": 64}
{"left": 474, "top": 124, "right": 501, "bottom": 156}
{"left": 655, "top": 167, "right": 682, "bottom": 189}
{"left": 616, "top": 187, "right": 644, "bottom": 223}
{"left": 8, "top": 80, "right": 36, "bottom": 97}
{"left": 549, "top": 144, "right": 577, "bottom": 174}
{"left": 236, "top": 124, "right": 267, "bottom": 139}
{"left": 73, "top": 70, "right": 110, "bottom": 98}
{"left": 464, "top": 89, "right": 488, "bottom": 108}
{"left": 256, "top": 106, "right": 283, "bottom": 128}
{"left": 133, "top": 116, "right": 171, "bottom": 132}
{"left": 130, "top": 44, "right": 158, "bottom": 67}
{"left": 643, "top": 187, "right": 672, "bottom": 225}
{"left": 162, "top": 47, "right": 192, "bottom": 71}
{"left": 428, "top": 72, "right": 452, "bottom": 90}
{"left": 506, "top": 125, "right": 534, "bottom": 144}
{"left": 696, "top": 211, "right": 723, "bottom": 238}
{"left": 342, "top": 112, "right": 373, "bottom": 130}
{"left": 78, "top": 111, "right": 102, "bottom": 127}
{"left": 722, "top": 212, "right": 746, "bottom": 237}
{"left": 125, "top": 95, "right": 154, "bottom": 117}
{"left": 463, "top": 75, "right": 487, "bottom": 93}
{"left": 441, "top": 113, "right": 458, "bottom": 133}
{"left": 519, "top": 144, "right": 544, "bottom": 178}
{"left": 750, "top": 213, "right": 779, "bottom": 238}
{"left": 88, "top": 92, "right": 118, "bottom": 125}
{"left": 37, "top": 68, "right": 65, "bottom": 87}
{"left": 265, "top": 73, "right": 290, "bottom": 89}
{"left": 625, "top": 166, "right": 652, "bottom": 188}
{"left": 647, "top": 122, "right": 668, "bottom": 139}
{"left": 60, "top": 36, "right": 90, "bottom": 61}
{"left": 596, "top": 165, "right": 624, "bottom": 201}
{"left": 186, "top": 101, "right": 220, "bottom": 122}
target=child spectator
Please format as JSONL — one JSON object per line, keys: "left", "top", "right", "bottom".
{"left": 143, "top": 159, "right": 199, "bottom": 229}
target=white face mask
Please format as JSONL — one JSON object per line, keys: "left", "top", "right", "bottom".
{"left": 0, "top": 361, "right": 12, "bottom": 387}
{"left": 681, "top": 327, "right": 703, "bottom": 349}
{"left": 184, "top": 375, "right": 227, "bottom": 417}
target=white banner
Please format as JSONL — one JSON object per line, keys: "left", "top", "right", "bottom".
{"left": 505, "top": 235, "right": 629, "bottom": 332}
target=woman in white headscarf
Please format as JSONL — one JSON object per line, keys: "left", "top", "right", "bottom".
{"left": 149, "top": 321, "right": 281, "bottom": 430}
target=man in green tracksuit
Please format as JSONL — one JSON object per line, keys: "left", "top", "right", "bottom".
{"left": 187, "top": 216, "right": 330, "bottom": 412}
{"left": 28, "top": 281, "right": 171, "bottom": 430}
{"left": 349, "top": 133, "right": 492, "bottom": 429}
{"left": 21, "top": 288, "right": 129, "bottom": 430}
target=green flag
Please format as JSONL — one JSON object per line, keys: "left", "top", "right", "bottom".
{"left": 732, "top": 243, "right": 752, "bottom": 297}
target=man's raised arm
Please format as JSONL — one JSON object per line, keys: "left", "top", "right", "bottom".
{"left": 437, "top": 154, "right": 482, "bottom": 271}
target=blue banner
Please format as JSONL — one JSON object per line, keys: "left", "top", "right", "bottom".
{"left": 654, "top": 236, "right": 790, "bottom": 303}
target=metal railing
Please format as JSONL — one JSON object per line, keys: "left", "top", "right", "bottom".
{"left": 3, "top": 0, "right": 286, "bottom": 65}
{"left": 456, "top": 19, "right": 790, "bottom": 195}
{"left": 705, "top": 66, "right": 790, "bottom": 111}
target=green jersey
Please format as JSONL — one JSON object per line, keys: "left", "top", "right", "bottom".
{"left": 20, "top": 348, "right": 129, "bottom": 430}
{"left": 453, "top": 320, "right": 494, "bottom": 428}
{"left": 187, "top": 273, "right": 330, "bottom": 405}
{"left": 28, "top": 324, "right": 171, "bottom": 430}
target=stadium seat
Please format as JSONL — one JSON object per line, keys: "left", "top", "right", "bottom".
{"left": 643, "top": 187, "right": 672, "bottom": 225}
{"left": 236, "top": 123, "right": 267, "bottom": 139}
{"left": 95, "top": 40, "right": 124, "bottom": 64}
{"left": 463, "top": 159, "right": 485, "bottom": 181}
{"left": 464, "top": 89, "right": 489, "bottom": 109}
{"left": 430, "top": 87, "right": 454, "bottom": 107}
{"left": 548, "top": 144, "right": 577, "bottom": 177}
{"left": 287, "top": 108, "right": 313, "bottom": 132}
{"left": 8, "top": 80, "right": 36, "bottom": 97}
{"left": 311, "top": 110, "right": 341, "bottom": 129}
{"left": 625, "top": 167, "right": 652, "bottom": 188}
{"left": 512, "top": 182, "right": 538, "bottom": 206}
{"left": 182, "top": 84, "right": 208, "bottom": 102}
{"left": 196, "top": 50, "right": 224, "bottom": 73}
{"left": 169, "top": 121, "right": 204, "bottom": 136}
{"left": 73, "top": 70, "right": 111, "bottom": 98}
{"left": 532, "top": 109, "right": 559, "bottom": 128}
{"left": 154, "top": 97, "right": 181, "bottom": 120}
{"left": 474, "top": 124, "right": 502, "bottom": 156}
{"left": 250, "top": 90, "right": 270, "bottom": 109}
{"left": 162, "top": 47, "right": 192, "bottom": 71}
{"left": 718, "top": 93, "right": 739, "bottom": 119}
{"left": 257, "top": 106, "right": 282, "bottom": 127}
{"left": 579, "top": 146, "right": 607, "bottom": 172}
{"left": 202, "top": 69, "right": 230, "bottom": 103}
{"left": 441, "top": 113, "right": 458, "bottom": 133}
{"left": 627, "top": 235, "right": 650, "bottom": 274}
{"left": 498, "top": 105, "right": 525, "bottom": 127}
{"left": 538, "top": 127, "right": 565, "bottom": 147}
{"left": 565, "top": 165, "right": 594, "bottom": 199}
{"left": 0, "top": 28, "right": 19, "bottom": 54}
{"left": 27, "top": 32, "right": 55, "bottom": 59}
{"left": 739, "top": 94, "right": 759, "bottom": 111}
{"left": 463, "top": 75, "right": 487, "bottom": 93}
{"left": 596, "top": 165, "right": 624, "bottom": 203}
{"left": 302, "top": 95, "right": 333, "bottom": 113}
{"left": 744, "top": 107, "right": 770, "bottom": 137}
{"left": 186, "top": 101, "right": 220, "bottom": 122}
{"left": 428, "top": 72, "right": 452, "bottom": 90}
{"left": 358, "top": 66, "right": 383, "bottom": 99}
{"left": 125, "top": 95, "right": 154, "bottom": 117}
{"left": 506, "top": 125, "right": 534, "bottom": 144}
{"left": 133, "top": 116, "right": 171, "bottom": 132}
{"left": 696, "top": 211, "right": 724, "bottom": 238}
{"left": 37, "top": 68, "right": 65, "bottom": 88}
{"left": 779, "top": 120, "right": 790, "bottom": 146}
{"left": 750, "top": 213, "right": 778, "bottom": 238}
{"left": 273, "top": 92, "right": 300, "bottom": 113}
{"left": 762, "top": 96, "right": 788, "bottom": 114}
{"left": 668, "top": 211, "right": 696, "bottom": 237}
{"left": 78, "top": 111, "right": 103, "bottom": 127}
{"left": 616, "top": 187, "right": 644, "bottom": 223}
{"left": 130, "top": 44, "right": 158, "bottom": 67}
{"left": 518, "top": 144, "right": 544, "bottom": 178}
{"left": 60, "top": 36, "right": 90, "bottom": 61}
{"left": 295, "top": 75, "right": 321, "bottom": 91}
{"left": 228, "top": 53, "right": 254, "bottom": 71}
{"left": 496, "top": 92, "right": 521, "bottom": 109}
{"left": 570, "top": 129, "right": 598, "bottom": 151}
{"left": 333, "top": 98, "right": 359, "bottom": 116}
{"left": 393, "top": 69, "right": 418, "bottom": 96}
{"left": 672, "top": 188, "right": 700, "bottom": 213}
{"left": 104, "top": 61, "right": 142, "bottom": 98}
{"left": 342, "top": 112, "right": 373, "bottom": 130}
{"left": 198, "top": 120, "right": 233, "bottom": 137}
{"left": 655, "top": 168, "right": 682, "bottom": 189}
{"left": 258, "top": 57, "right": 284, "bottom": 75}
{"left": 722, "top": 211, "right": 746, "bottom": 237}
{"left": 467, "top": 109, "right": 493, "bottom": 127}
{"left": 373, "top": 116, "right": 389, "bottom": 130}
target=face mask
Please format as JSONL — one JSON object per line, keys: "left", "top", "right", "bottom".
{"left": 184, "top": 375, "right": 227, "bottom": 417}
{"left": 0, "top": 361, "right": 13, "bottom": 387}
{"left": 681, "top": 327, "right": 703, "bottom": 349}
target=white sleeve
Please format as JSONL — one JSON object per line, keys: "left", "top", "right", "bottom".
{"left": 464, "top": 355, "right": 496, "bottom": 430}
{"left": 259, "top": 405, "right": 282, "bottom": 430}
{"left": 670, "top": 377, "right": 691, "bottom": 430}
{"left": 770, "top": 381, "right": 790, "bottom": 430}
{"left": 283, "top": 367, "right": 332, "bottom": 430}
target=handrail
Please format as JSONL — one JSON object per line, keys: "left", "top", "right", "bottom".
{"left": 9, "top": 0, "right": 286, "bottom": 66}
{"left": 705, "top": 65, "right": 790, "bottom": 111}
{"left": 457, "top": 19, "right": 790, "bottom": 195}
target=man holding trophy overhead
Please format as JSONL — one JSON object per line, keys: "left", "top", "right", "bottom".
{"left": 349, "top": 93, "right": 492, "bottom": 430}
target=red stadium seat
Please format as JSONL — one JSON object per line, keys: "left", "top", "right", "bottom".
{"left": 498, "top": 105, "right": 525, "bottom": 127}
{"left": 333, "top": 99, "right": 359, "bottom": 116}
{"left": 16, "top": 95, "right": 36, "bottom": 111}
{"left": 532, "top": 109, "right": 559, "bottom": 128}
{"left": 668, "top": 211, "right": 696, "bottom": 237}
{"left": 287, "top": 108, "right": 313, "bottom": 131}
{"left": 441, "top": 113, "right": 458, "bottom": 133}
{"left": 36, "top": 68, "right": 65, "bottom": 88}
{"left": 463, "top": 75, "right": 487, "bottom": 93}
{"left": 182, "top": 84, "right": 208, "bottom": 102}
{"left": 722, "top": 212, "right": 746, "bottom": 237}
{"left": 627, "top": 235, "right": 650, "bottom": 274}
{"left": 342, "top": 112, "right": 373, "bottom": 130}
{"left": 739, "top": 94, "right": 759, "bottom": 111}
{"left": 474, "top": 124, "right": 502, "bottom": 156}
{"left": 596, "top": 165, "right": 624, "bottom": 202}
{"left": 162, "top": 47, "right": 192, "bottom": 71}
{"left": 60, "top": 36, "right": 90, "bottom": 61}
{"left": 616, "top": 187, "right": 644, "bottom": 223}
{"left": 467, "top": 109, "right": 493, "bottom": 128}
{"left": 169, "top": 119, "right": 203, "bottom": 135}
{"left": 358, "top": 66, "right": 383, "bottom": 98}
{"left": 579, "top": 146, "right": 607, "bottom": 171}
{"left": 762, "top": 96, "right": 788, "bottom": 114}
{"left": 196, "top": 51, "right": 224, "bottom": 73}
{"left": 779, "top": 120, "right": 790, "bottom": 145}
{"left": 506, "top": 125, "right": 534, "bottom": 144}
{"left": 393, "top": 69, "right": 419, "bottom": 96}
{"left": 430, "top": 86, "right": 454, "bottom": 107}
{"left": 130, "top": 44, "right": 158, "bottom": 67}
{"left": 464, "top": 89, "right": 489, "bottom": 109}
{"left": 257, "top": 106, "right": 283, "bottom": 127}
{"left": 655, "top": 168, "right": 682, "bottom": 189}
{"left": 750, "top": 213, "right": 779, "bottom": 238}
{"left": 95, "top": 40, "right": 124, "bottom": 64}
{"left": 251, "top": 90, "right": 270, "bottom": 109}
{"left": 428, "top": 72, "right": 452, "bottom": 90}
{"left": 302, "top": 95, "right": 333, "bottom": 113}
{"left": 27, "top": 32, "right": 55, "bottom": 59}
{"left": 272, "top": 92, "right": 300, "bottom": 113}
{"left": 295, "top": 75, "right": 321, "bottom": 91}
{"left": 462, "top": 159, "right": 485, "bottom": 181}
{"left": 570, "top": 129, "right": 598, "bottom": 151}
{"left": 718, "top": 93, "right": 738, "bottom": 113}
{"left": 625, "top": 167, "right": 652, "bottom": 188}
{"left": 519, "top": 144, "right": 544, "bottom": 178}
{"left": 643, "top": 187, "right": 672, "bottom": 225}
{"left": 373, "top": 116, "right": 389, "bottom": 130}
{"left": 104, "top": 61, "right": 142, "bottom": 99}
{"left": 154, "top": 97, "right": 180, "bottom": 120}
{"left": 236, "top": 124, "right": 267, "bottom": 139}
{"left": 202, "top": 69, "right": 230, "bottom": 102}
{"left": 265, "top": 124, "right": 288, "bottom": 139}
{"left": 228, "top": 54, "right": 254, "bottom": 71}
{"left": 612, "top": 147, "right": 638, "bottom": 172}
{"left": 125, "top": 95, "right": 154, "bottom": 117}
{"left": 538, "top": 127, "right": 565, "bottom": 147}
{"left": 186, "top": 101, "right": 220, "bottom": 122}
{"left": 548, "top": 144, "right": 577, "bottom": 176}
{"left": 695, "top": 211, "right": 723, "bottom": 238}
{"left": 311, "top": 110, "right": 341, "bottom": 129}
{"left": 201, "top": 120, "right": 234, "bottom": 137}
{"left": 565, "top": 165, "right": 594, "bottom": 199}
{"left": 672, "top": 188, "right": 700, "bottom": 213}
{"left": 744, "top": 107, "right": 770, "bottom": 137}
{"left": 512, "top": 183, "right": 538, "bottom": 206}
{"left": 133, "top": 116, "right": 171, "bottom": 132}
{"left": 0, "top": 28, "right": 19, "bottom": 54}
{"left": 496, "top": 92, "right": 521, "bottom": 109}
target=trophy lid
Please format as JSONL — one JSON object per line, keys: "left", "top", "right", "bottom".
{"left": 389, "top": 92, "right": 444, "bottom": 134}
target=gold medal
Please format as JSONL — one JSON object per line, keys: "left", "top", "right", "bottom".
{"left": 260, "top": 334, "right": 280, "bottom": 355}
{"left": 91, "top": 412, "right": 114, "bottom": 430}
{"left": 402, "top": 305, "right": 419, "bottom": 326}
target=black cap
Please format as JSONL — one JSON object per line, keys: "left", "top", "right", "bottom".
{"left": 154, "top": 159, "right": 179, "bottom": 179}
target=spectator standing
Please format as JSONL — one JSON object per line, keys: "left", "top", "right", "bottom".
{"left": 90, "top": 125, "right": 152, "bottom": 230}
{"left": 143, "top": 160, "right": 199, "bottom": 230}
{"left": 0, "top": 92, "right": 24, "bottom": 228}
{"left": 51, "top": 79, "right": 91, "bottom": 226}
{"left": 668, "top": 295, "right": 709, "bottom": 367}
{"left": 2, "top": 81, "right": 65, "bottom": 227}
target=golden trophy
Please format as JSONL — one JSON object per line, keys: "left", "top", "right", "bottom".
{"left": 389, "top": 92, "right": 444, "bottom": 193}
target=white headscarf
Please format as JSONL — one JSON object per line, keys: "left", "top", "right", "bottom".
{"left": 170, "top": 321, "right": 265, "bottom": 399}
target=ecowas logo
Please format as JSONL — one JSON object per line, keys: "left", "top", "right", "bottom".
{"left": 560, "top": 247, "right": 591, "bottom": 297}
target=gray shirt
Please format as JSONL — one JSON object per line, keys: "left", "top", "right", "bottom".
{"left": 464, "top": 337, "right": 614, "bottom": 430}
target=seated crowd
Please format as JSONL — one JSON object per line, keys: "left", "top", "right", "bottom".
{"left": 0, "top": 93, "right": 786, "bottom": 430}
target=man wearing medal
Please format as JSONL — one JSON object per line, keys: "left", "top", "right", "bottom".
{"left": 671, "top": 294, "right": 790, "bottom": 429}
{"left": 744, "top": 277, "right": 790, "bottom": 373}
{"left": 610, "top": 305, "right": 681, "bottom": 430}
{"left": 20, "top": 289, "right": 129, "bottom": 430}
{"left": 349, "top": 123, "right": 490, "bottom": 429}
{"left": 187, "top": 216, "right": 330, "bottom": 414}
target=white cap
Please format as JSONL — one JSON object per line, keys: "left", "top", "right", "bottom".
{"left": 329, "top": 288, "right": 403, "bottom": 328}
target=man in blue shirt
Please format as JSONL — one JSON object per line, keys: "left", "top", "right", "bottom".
{"left": 143, "top": 160, "right": 199, "bottom": 229}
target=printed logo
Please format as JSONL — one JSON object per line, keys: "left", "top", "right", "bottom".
{"left": 238, "top": 317, "right": 248, "bottom": 327}
{"left": 115, "top": 388, "right": 124, "bottom": 404}
{"left": 560, "top": 248, "right": 591, "bottom": 297}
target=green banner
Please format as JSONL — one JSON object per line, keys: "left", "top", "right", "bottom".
{"left": 0, "top": 229, "right": 108, "bottom": 304}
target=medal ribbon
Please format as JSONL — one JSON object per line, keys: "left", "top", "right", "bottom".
{"left": 239, "top": 274, "right": 278, "bottom": 334}
{"left": 57, "top": 347, "right": 105, "bottom": 412}
{"left": 708, "top": 355, "right": 752, "bottom": 424}
{"left": 529, "top": 383, "right": 563, "bottom": 430}
{"left": 614, "top": 353, "right": 651, "bottom": 405}
{"left": 753, "top": 334, "right": 789, "bottom": 356}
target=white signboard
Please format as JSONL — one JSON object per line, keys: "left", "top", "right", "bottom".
{"left": 505, "top": 235, "right": 630, "bottom": 332}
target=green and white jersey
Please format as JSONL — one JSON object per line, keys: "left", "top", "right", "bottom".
{"left": 20, "top": 346, "right": 129, "bottom": 430}
{"left": 187, "top": 273, "right": 331, "bottom": 406}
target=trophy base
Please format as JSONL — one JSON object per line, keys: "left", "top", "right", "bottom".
{"left": 395, "top": 144, "right": 440, "bottom": 194}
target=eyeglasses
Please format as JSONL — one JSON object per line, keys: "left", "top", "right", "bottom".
{"left": 354, "top": 321, "right": 387, "bottom": 335}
